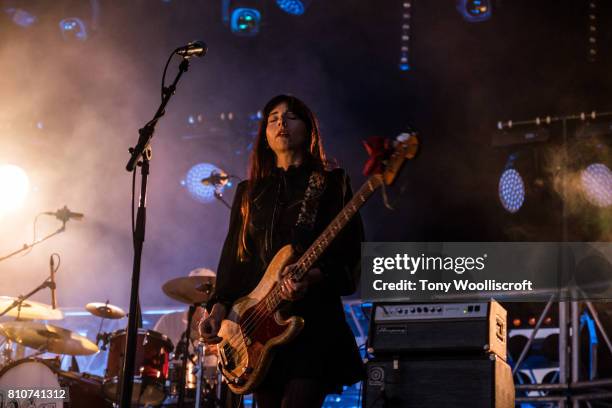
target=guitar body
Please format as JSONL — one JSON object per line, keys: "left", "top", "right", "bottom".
{"left": 217, "top": 244, "right": 304, "bottom": 394}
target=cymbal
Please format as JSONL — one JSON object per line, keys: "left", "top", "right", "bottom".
{"left": 0, "top": 321, "right": 99, "bottom": 356}
{"left": 85, "top": 302, "right": 126, "bottom": 319}
{"left": 162, "top": 276, "right": 216, "bottom": 305}
{"left": 0, "top": 296, "right": 64, "bottom": 320}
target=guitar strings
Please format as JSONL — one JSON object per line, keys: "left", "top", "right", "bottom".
{"left": 220, "top": 177, "right": 382, "bottom": 371}
{"left": 220, "top": 186, "right": 371, "bottom": 358}
{"left": 231, "top": 177, "right": 378, "bottom": 339}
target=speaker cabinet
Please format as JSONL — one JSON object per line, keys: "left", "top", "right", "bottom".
{"left": 363, "top": 354, "right": 514, "bottom": 408}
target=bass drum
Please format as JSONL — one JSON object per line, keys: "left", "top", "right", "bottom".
{"left": 0, "top": 358, "right": 110, "bottom": 408}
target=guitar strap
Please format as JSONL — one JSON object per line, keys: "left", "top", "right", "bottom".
{"left": 292, "top": 171, "right": 326, "bottom": 254}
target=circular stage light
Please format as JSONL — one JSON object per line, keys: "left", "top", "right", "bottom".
{"left": 276, "top": 0, "right": 311, "bottom": 16}
{"left": 581, "top": 163, "right": 612, "bottom": 208}
{"left": 0, "top": 164, "right": 30, "bottom": 215}
{"left": 498, "top": 168, "right": 525, "bottom": 213}
{"left": 59, "top": 18, "right": 88, "bottom": 42}
{"left": 181, "top": 163, "right": 226, "bottom": 204}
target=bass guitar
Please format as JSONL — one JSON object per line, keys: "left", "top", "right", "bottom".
{"left": 216, "top": 133, "right": 419, "bottom": 394}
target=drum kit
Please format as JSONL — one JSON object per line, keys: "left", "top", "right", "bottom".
{"left": 0, "top": 274, "right": 219, "bottom": 407}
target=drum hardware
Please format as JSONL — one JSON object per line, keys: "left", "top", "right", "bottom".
{"left": 96, "top": 331, "right": 113, "bottom": 351}
{"left": 162, "top": 276, "right": 215, "bottom": 408}
{"left": 0, "top": 295, "right": 64, "bottom": 321}
{"left": 161, "top": 272, "right": 219, "bottom": 408}
{"left": 87, "top": 300, "right": 125, "bottom": 353}
{"left": 0, "top": 321, "right": 99, "bottom": 356}
{"left": 194, "top": 341, "right": 206, "bottom": 408}
{"left": 178, "top": 304, "right": 199, "bottom": 408}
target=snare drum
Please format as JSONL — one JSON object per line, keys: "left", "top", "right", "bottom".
{"left": 0, "top": 358, "right": 109, "bottom": 408}
{"left": 103, "top": 328, "right": 173, "bottom": 405}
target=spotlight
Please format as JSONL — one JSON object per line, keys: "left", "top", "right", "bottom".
{"left": 276, "top": 0, "right": 311, "bottom": 16}
{"left": 399, "top": 1, "right": 412, "bottom": 71}
{"left": 181, "top": 163, "right": 228, "bottom": 204}
{"left": 222, "top": 0, "right": 262, "bottom": 36}
{"left": 580, "top": 163, "right": 612, "bottom": 208}
{"left": 571, "top": 120, "right": 612, "bottom": 208}
{"left": 499, "top": 166, "right": 525, "bottom": 214}
{"left": 59, "top": 18, "right": 88, "bottom": 42}
{"left": 0, "top": 164, "right": 30, "bottom": 216}
{"left": 4, "top": 8, "right": 37, "bottom": 28}
{"left": 456, "top": 0, "right": 492, "bottom": 23}
{"left": 230, "top": 8, "right": 261, "bottom": 36}
{"left": 187, "top": 113, "right": 204, "bottom": 127}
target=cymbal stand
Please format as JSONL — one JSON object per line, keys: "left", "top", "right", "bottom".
{"left": 195, "top": 341, "right": 206, "bottom": 408}
{"left": 94, "top": 300, "right": 110, "bottom": 349}
{"left": 177, "top": 304, "right": 197, "bottom": 407}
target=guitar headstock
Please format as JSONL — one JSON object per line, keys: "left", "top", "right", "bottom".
{"left": 383, "top": 131, "right": 419, "bottom": 185}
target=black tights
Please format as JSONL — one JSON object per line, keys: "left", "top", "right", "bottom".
{"left": 254, "top": 378, "right": 328, "bottom": 408}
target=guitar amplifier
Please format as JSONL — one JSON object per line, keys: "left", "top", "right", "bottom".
{"left": 363, "top": 354, "right": 515, "bottom": 408}
{"left": 368, "top": 300, "right": 507, "bottom": 361}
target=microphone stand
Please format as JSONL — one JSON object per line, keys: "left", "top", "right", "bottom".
{"left": 120, "top": 56, "right": 191, "bottom": 408}
{"left": 0, "top": 222, "right": 66, "bottom": 263}
{"left": 0, "top": 276, "right": 56, "bottom": 319}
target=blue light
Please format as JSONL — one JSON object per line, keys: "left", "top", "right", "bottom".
{"left": 276, "top": 0, "right": 310, "bottom": 16}
{"left": 182, "top": 163, "right": 227, "bottom": 204}
{"left": 230, "top": 8, "right": 261, "bottom": 36}
{"left": 59, "top": 18, "right": 88, "bottom": 41}
{"left": 456, "top": 0, "right": 492, "bottom": 23}
{"left": 5, "top": 8, "right": 37, "bottom": 27}
{"left": 399, "top": 63, "right": 411, "bottom": 71}
{"left": 581, "top": 163, "right": 612, "bottom": 208}
{"left": 499, "top": 168, "right": 525, "bottom": 213}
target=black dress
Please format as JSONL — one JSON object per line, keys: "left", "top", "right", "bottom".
{"left": 209, "top": 163, "right": 365, "bottom": 393}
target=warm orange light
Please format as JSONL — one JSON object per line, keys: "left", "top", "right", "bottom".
{"left": 0, "top": 164, "right": 30, "bottom": 216}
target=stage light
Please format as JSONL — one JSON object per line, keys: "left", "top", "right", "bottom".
{"left": 456, "top": 0, "right": 492, "bottom": 23}
{"left": 276, "top": 0, "right": 311, "bottom": 16}
{"left": 580, "top": 163, "right": 612, "bottom": 208}
{"left": 398, "top": 1, "right": 412, "bottom": 71}
{"left": 5, "top": 8, "right": 37, "bottom": 27}
{"left": 187, "top": 113, "right": 204, "bottom": 127}
{"left": 230, "top": 8, "right": 261, "bottom": 36}
{"left": 499, "top": 168, "right": 525, "bottom": 213}
{"left": 0, "top": 164, "right": 30, "bottom": 216}
{"left": 181, "top": 163, "right": 227, "bottom": 204}
{"left": 59, "top": 18, "right": 88, "bottom": 42}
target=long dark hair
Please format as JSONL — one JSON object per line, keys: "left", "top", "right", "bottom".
{"left": 238, "top": 94, "right": 328, "bottom": 261}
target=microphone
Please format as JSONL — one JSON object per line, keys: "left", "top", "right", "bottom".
{"left": 44, "top": 206, "right": 84, "bottom": 223}
{"left": 50, "top": 255, "right": 57, "bottom": 309}
{"left": 175, "top": 41, "right": 207, "bottom": 58}
{"left": 201, "top": 170, "right": 229, "bottom": 186}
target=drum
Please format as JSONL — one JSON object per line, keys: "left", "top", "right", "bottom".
{"left": 104, "top": 328, "right": 173, "bottom": 405}
{"left": 0, "top": 358, "right": 109, "bottom": 408}
{"left": 163, "top": 353, "right": 219, "bottom": 406}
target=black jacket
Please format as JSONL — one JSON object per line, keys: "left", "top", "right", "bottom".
{"left": 210, "top": 163, "right": 365, "bottom": 391}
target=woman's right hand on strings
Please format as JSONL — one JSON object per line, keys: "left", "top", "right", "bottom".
{"left": 198, "top": 303, "right": 227, "bottom": 344}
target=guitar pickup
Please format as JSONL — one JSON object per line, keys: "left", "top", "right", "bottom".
{"left": 221, "top": 343, "right": 236, "bottom": 370}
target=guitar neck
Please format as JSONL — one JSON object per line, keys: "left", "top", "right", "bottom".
{"left": 293, "top": 174, "right": 383, "bottom": 280}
